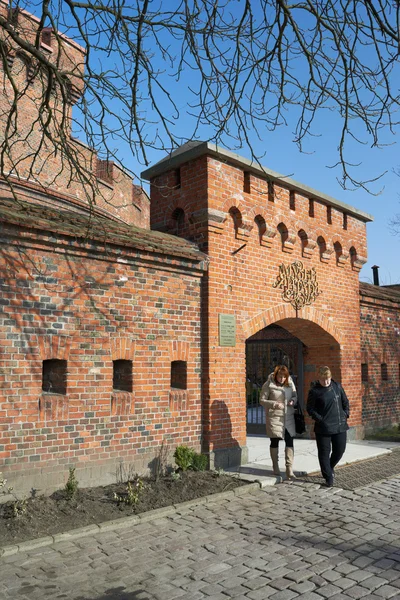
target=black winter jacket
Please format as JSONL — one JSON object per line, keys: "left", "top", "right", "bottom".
{"left": 306, "top": 379, "right": 350, "bottom": 435}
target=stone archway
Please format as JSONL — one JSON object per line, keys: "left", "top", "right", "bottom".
{"left": 241, "top": 303, "right": 344, "bottom": 346}
{"left": 244, "top": 312, "right": 343, "bottom": 439}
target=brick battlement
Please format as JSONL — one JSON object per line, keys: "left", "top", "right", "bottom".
{"left": 142, "top": 142, "right": 370, "bottom": 268}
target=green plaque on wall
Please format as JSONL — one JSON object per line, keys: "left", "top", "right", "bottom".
{"left": 219, "top": 314, "right": 236, "bottom": 347}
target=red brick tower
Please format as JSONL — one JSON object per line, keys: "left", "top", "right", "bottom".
{"left": 0, "top": 1, "right": 149, "bottom": 228}
{"left": 142, "top": 142, "right": 372, "bottom": 467}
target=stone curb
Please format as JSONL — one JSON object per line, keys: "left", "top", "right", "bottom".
{"left": 0, "top": 481, "right": 260, "bottom": 557}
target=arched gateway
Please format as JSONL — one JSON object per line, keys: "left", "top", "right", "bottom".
{"left": 245, "top": 320, "right": 340, "bottom": 435}
{"left": 143, "top": 141, "right": 372, "bottom": 469}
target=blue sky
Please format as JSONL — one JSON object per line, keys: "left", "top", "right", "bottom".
{"left": 132, "top": 111, "right": 400, "bottom": 285}
{"left": 32, "top": 0, "right": 400, "bottom": 282}
{"left": 84, "top": 3, "right": 399, "bottom": 285}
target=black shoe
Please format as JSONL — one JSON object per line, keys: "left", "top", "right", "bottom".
{"left": 324, "top": 479, "right": 334, "bottom": 487}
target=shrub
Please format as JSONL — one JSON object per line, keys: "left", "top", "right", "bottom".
{"left": 174, "top": 445, "right": 195, "bottom": 471}
{"left": 173, "top": 445, "right": 208, "bottom": 471}
{"left": 65, "top": 467, "right": 79, "bottom": 500}
{"left": 191, "top": 452, "right": 208, "bottom": 471}
{"left": 114, "top": 477, "right": 144, "bottom": 506}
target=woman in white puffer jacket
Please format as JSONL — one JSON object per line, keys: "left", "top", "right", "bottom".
{"left": 260, "top": 365, "right": 297, "bottom": 479}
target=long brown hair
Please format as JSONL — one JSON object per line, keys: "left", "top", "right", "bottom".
{"left": 273, "top": 365, "right": 290, "bottom": 387}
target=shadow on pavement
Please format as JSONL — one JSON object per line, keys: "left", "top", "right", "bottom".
{"left": 77, "top": 588, "right": 152, "bottom": 600}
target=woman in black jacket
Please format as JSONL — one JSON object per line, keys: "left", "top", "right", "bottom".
{"left": 307, "top": 366, "right": 350, "bottom": 487}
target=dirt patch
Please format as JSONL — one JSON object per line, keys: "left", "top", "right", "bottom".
{"left": 0, "top": 471, "right": 249, "bottom": 547}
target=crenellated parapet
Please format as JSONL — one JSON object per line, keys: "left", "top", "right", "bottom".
{"left": 142, "top": 141, "right": 371, "bottom": 271}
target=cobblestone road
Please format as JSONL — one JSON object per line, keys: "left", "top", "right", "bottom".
{"left": 2, "top": 474, "right": 400, "bottom": 600}
{"left": 301, "top": 447, "right": 400, "bottom": 490}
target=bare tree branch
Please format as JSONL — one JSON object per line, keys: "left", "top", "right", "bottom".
{"left": 0, "top": 0, "right": 399, "bottom": 203}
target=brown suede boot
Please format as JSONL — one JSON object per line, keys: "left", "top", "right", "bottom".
{"left": 270, "top": 447, "right": 281, "bottom": 476}
{"left": 285, "top": 447, "right": 296, "bottom": 480}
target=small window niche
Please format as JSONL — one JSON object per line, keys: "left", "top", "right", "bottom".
{"left": 361, "top": 363, "right": 369, "bottom": 383}
{"left": 268, "top": 181, "right": 274, "bottom": 202}
{"left": 171, "top": 207, "right": 185, "bottom": 235}
{"left": 171, "top": 168, "right": 181, "bottom": 189}
{"left": 113, "top": 359, "right": 133, "bottom": 392}
{"left": 255, "top": 215, "right": 267, "bottom": 246}
{"left": 243, "top": 171, "right": 251, "bottom": 194}
{"left": 317, "top": 235, "right": 326, "bottom": 259}
{"left": 41, "top": 29, "right": 52, "bottom": 47}
{"left": 381, "top": 363, "right": 388, "bottom": 382}
{"left": 309, "top": 199, "right": 315, "bottom": 218}
{"left": 8, "top": 7, "right": 19, "bottom": 26}
{"left": 327, "top": 206, "right": 332, "bottom": 225}
{"left": 42, "top": 359, "right": 67, "bottom": 395}
{"left": 171, "top": 360, "right": 187, "bottom": 390}
{"left": 289, "top": 190, "right": 295, "bottom": 211}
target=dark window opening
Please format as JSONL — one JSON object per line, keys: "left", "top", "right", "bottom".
{"left": 334, "top": 241, "right": 342, "bottom": 264}
{"left": 350, "top": 246, "right": 357, "bottom": 267}
{"left": 381, "top": 363, "right": 388, "bottom": 381}
{"left": 243, "top": 172, "right": 251, "bottom": 194}
{"left": 343, "top": 213, "right": 348, "bottom": 230}
{"left": 171, "top": 207, "right": 185, "bottom": 234}
{"left": 8, "top": 8, "right": 19, "bottom": 26}
{"left": 298, "top": 229, "right": 308, "bottom": 253}
{"left": 171, "top": 360, "right": 187, "bottom": 390}
{"left": 317, "top": 236, "right": 326, "bottom": 258}
{"left": 172, "top": 168, "right": 181, "bottom": 189}
{"left": 255, "top": 216, "right": 266, "bottom": 244}
{"left": 41, "top": 30, "right": 52, "bottom": 47}
{"left": 42, "top": 359, "right": 67, "bottom": 395}
{"left": 268, "top": 181, "right": 274, "bottom": 202}
{"left": 327, "top": 206, "right": 332, "bottom": 224}
{"left": 278, "top": 223, "right": 288, "bottom": 246}
{"left": 113, "top": 360, "right": 133, "bottom": 392}
{"left": 289, "top": 191, "right": 295, "bottom": 211}
{"left": 309, "top": 199, "right": 314, "bottom": 218}
{"left": 361, "top": 363, "right": 369, "bottom": 383}
{"left": 229, "top": 207, "right": 242, "bottom": 234}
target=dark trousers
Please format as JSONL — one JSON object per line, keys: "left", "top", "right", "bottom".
{"left": 270, "top": 429, "right": 294, "bottom": 449}
{"left": 315, "top": 432, "right": 347, "bottom": 483}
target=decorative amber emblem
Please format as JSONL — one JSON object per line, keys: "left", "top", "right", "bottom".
{"left": 273, "top": 261, "right": 322, "bottom": 310}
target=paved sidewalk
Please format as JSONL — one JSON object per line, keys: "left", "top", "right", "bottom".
{"left": 229, "top": 437, "right": 400, "bottom": 487}
{"left": 2, "top": 473, "right": 400, "bottom": 599}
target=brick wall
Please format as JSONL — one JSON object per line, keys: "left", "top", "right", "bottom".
{"left": 360, "top": 285, "right": 400, "bottom": 431}
{"left": 0, "top": 1, "right": 149, "bottom": 229}
{"left": 146, "top": 147, "right": 369, "bottom": 465}
{"left": 0, "top": 206, "right": 206, "bottom": 494}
